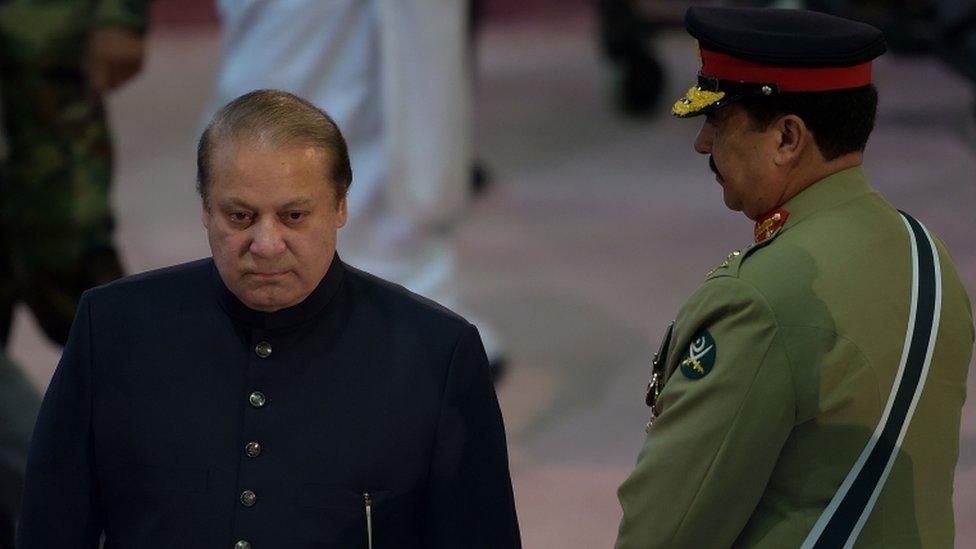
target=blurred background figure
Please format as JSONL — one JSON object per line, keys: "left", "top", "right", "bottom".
{"left": 469, "top": 0, "right": 496, "bottom": 197}
{"left": 810, "top": 0, "right": 976, "bottom": 118}
{"left": 0, "top": 0, "right": 151, "bottom": 541}
{"left": 595, "top": 0, "right": 976, "bottom": 119}
{"left": 0, "top": 0, "right": 150, "bottom": 346}
{"left": 0, "top": 351, "right": 38, "bottom": 544}
{"left": 209, "top": 0, "right": 508, "bottom": 374}
{"left": 596, "top": 0, "right": 679, "bottom": 114}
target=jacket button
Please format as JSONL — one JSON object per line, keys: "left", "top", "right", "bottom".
{"left": 241, "top": 490, "right": 257, "bottom": 507}
{"left": 254, "top": 341, "right": 272, "bottom": 358}
{"left": 234, "top": 541, "right": 251, "bottom": 549}
{"left": 245, "top": 441, "right": 262, "bottom": 458}
{"left": 249, "top": 391, "right": 266, "bottom": 408}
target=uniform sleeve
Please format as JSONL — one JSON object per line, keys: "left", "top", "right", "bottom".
{"left": 92, "top": 0, "right": 153, "bottom": 33}
{"left": 17, "top": 292, "right": 102, "bottom": 548}
{"left": 615, "top": 278, "right": 795, "bottom": 549}
{"left": 422, "top": 324, "right": 522, "bottom": 548}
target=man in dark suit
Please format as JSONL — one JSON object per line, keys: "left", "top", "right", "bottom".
{"left": 17, "top": 89, "right": 521, "bottom": 549}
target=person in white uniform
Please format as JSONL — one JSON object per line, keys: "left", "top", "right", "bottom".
{"left": 210, "top": 0, "right": 505, "bottom": 367}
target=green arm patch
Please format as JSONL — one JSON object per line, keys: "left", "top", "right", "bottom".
{"left": 680, "top": 329, "right": 716, "bottom": 379}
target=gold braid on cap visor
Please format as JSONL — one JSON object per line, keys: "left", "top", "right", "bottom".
{"left": 672, "top": 86, "right": 726, "bottom": 117}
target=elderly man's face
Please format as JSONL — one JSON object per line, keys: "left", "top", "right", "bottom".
{"left": 203, "top": 139, "right": 347, "bottom": 312}
{"left": 693, "top": 103, "right": 782, "bottom": 220}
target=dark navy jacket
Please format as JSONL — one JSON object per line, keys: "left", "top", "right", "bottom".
{"left": 17, "top": 256, "right": 521, "bottom": 548}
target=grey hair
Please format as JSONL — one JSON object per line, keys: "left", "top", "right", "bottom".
{"left": 196, "top": 89, "right": 353, "bottom": 206}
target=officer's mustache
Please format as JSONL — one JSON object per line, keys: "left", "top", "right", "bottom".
{"left": 709, "top": 156, "right": 723, "bottom": 181}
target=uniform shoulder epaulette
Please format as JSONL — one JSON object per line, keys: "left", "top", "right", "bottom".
{"left": 706, "top": 208, "right": 789, "bottom": 280}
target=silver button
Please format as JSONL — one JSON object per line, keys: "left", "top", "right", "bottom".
{"left": 249, "top": 391, "right": 266, "bottom": 408}
{"left": 245, "top": 441, "right": 262, "bottom": 458}
{"left": 234, "top": 541, "right": 251, "bottom": 549}
{"left": 241, "top": 490, "right": 257, "bottom": 507}
{"left": 254, "top": 341, "right": 272, "bottom": 358}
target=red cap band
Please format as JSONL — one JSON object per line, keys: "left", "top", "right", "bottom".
{"left": 700, "top": 49, "right": 872, "bottom": 92}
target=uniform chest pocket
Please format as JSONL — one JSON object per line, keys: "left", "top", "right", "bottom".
{"left": 296, "top": 484, "right": 415, "bottom": 549}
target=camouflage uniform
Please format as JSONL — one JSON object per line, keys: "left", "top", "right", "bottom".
{"left": 0, "top": 0, "right": 150, "bottom": 346}
{"left": 0, "top": 0, "right": 149, "bottom": 540}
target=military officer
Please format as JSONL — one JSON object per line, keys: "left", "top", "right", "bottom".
{"left": 616, "top": 7, "right": 974, "bottom": 548}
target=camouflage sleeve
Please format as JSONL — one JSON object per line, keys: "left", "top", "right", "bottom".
{"left": 92, "top": 0, "right": 153, "bottom": 33}
{"left": 614, "top": 277, "right": 795, "bottom": 548}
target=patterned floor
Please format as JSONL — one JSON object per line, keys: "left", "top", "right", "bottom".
{"left": 8, "top": 13, "right": 976, "bottom": 548}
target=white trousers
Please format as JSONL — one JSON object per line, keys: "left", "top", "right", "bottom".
{"left": 213, "top": 0, "right": 472, "bottom": 309}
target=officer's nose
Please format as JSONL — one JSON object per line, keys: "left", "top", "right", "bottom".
{"left": 694, "top": 121, "right": 713, "bottom": 155}
{"left": 249, "top": 217, "right": 287, "bottom": 258}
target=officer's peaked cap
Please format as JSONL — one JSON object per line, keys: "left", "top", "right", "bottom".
{"left": 673, "top": 7, "right": 886, "bottom": 118}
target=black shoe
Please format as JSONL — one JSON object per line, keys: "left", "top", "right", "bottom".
{"left": 472, "top": 161, "right": 492, "bottom": 197}
{"left": 488, "top": 355, "right": 508, "bottom": 385}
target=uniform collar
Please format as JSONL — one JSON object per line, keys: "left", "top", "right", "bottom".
{"left": 211, "top": 253, "right": 345, "bottom": 331}
{"left": 755, "top": 165, "right": 873, "bottom": 244}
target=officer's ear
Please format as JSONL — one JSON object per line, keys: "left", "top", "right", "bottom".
{"left": 772, "top": 114, "right": 809, "bottom": 166}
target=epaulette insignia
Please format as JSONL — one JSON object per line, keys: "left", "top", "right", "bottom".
{"left": 706, "top": 249, "right": 742, "bottom": 278}
{"left": 679, "top": 329, "right": 716, "bottom": 379}
{"left": 754, "top": 208, "right": 789, "bottom": 244}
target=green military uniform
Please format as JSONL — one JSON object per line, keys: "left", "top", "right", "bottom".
{"left": 616, "top": 167, "right": 973, "bottom": 547}
{"left": 617, "top": 7, "right": 974, "bottom": 548}
{"left": 0, "top": 0, "right": 150, "bottom": 345}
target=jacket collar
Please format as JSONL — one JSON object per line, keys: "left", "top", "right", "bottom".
{"left": 211, "top": 253, "right": 345, "bottom": 331}
{"left": 756, "top": 165, "right": 874, "bottom": 243}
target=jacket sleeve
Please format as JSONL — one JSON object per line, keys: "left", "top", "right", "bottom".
{"left": 615, "top": 278, "right": 796, "bottom": 548}
{"left": 422, "top": 324, "right": 522, "bottom": 548}
{"left": 17, "top": 292, "right": 102, "bottom": 548}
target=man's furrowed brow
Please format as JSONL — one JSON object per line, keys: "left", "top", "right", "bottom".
{"left": 217, "top": 197, "right": 255, "bottom": 211}
{"left": 216, "top": 197, "right": 314, "bottom": 210}
{"left": 280, "top": 197, "right": 313, "bottom": 209}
